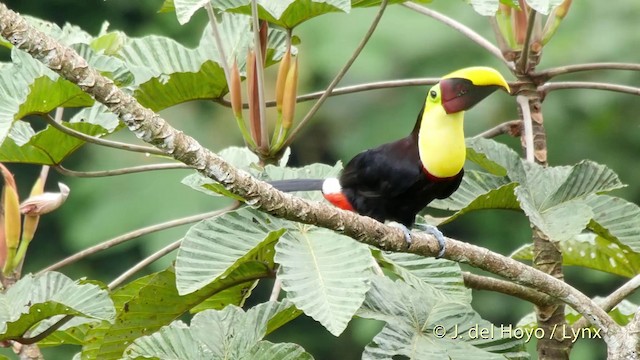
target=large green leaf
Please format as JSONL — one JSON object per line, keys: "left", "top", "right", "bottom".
{"left": 587, "top": 195, "right": 640, "bottom": 253}
{"left": 359, "top": 277, "right": 528, "bottom": 360}
{"left": 512, "top": 233, "right": 640, "bottom": 278}
{"left": 0, "top": 272, "right": 114, "bottom": 342}
{"left": 429, "top": 171, "right": 519, "bottom": 224}
{"left": 175, "top": 208, "right": 285, "bottom": 295}
{"left": 81, "top": 265, "right": 273, "bottom": 359}
{"left": 275, "top": 225, "right": 373, "bottom": 336}
{"left": 466, "top": 137, "right": 524, "bottom": 180}
{"left": 0, "top": 119, "right": 110, "bottom": 165}
{"left": 468, "top": 0, "right": 563, "bottom": 16}
{"left": 122, "top": 302, "right": 310, "bottom": 360}
{"left": 515, "top": 161, "right": 623, "bottom": 242}
{"left": 120, "top": 12, "right": 288, "bottom": 111}
{"left": 376, "top": 252, "right": 470, "bottom": 302}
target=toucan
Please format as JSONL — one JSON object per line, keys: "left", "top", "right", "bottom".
{"left": 270, "top": 67, "right": 510, "bottom": 257}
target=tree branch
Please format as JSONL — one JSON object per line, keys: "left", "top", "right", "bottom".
{"left": 402, "top": 2, "right": 513, "bottom": 70}
{"left": 0, "top": 3, "right": 620, "bottom": 341}
{"left": 38, "top": 206, "right": 237, "bottom": 274}
{"left": 535, "top": 62, "right": 640, "bottom": 81}
{"left": 42, "top": 114, "right": 164, "bottom": 156}
{"left": 282, "top": 0, "right": 389, "bottom": 148}
{"left": 572, "top": 274, "right": 640, "bottom": 331}
{"left": 463, "top": 272, "right": 553, "bottom": 306}
{"left": 54, "top": 163, "right": 191, "bottom": 177}
{"left": 540, "top": 81, "right": 640, "bottom": 96}
{"left": 474, "top": 120, "right": 522, "bottom": 139}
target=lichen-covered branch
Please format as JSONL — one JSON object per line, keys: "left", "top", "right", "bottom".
{"left": 0, "top": 2, "right": 620, "bottom": 343}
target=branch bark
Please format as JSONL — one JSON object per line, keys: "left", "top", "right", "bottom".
{"left": 0, "top": 2, "right": 622, "bottom": 346}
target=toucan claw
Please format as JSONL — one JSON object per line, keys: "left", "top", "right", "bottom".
{"left": 415, "top": 223, "right": 446, "bottom": 259}
{"left": 388, "top": 222, "right": 413, "bottom": 248}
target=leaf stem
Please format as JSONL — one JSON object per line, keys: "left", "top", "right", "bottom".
{"left": 108, "top": 239, "right": 181, "bottom": 290}
{"left": 282, "top": 0, "right": 390, "bottom": 148}
{"left": 473, "top": 119, "right": 522, "bottom": 139}
{"left": 42, "top": 114, "right": 163, "bottom": 156}
{"left": 54, "top": 163, "right": 191, "bottom": 178}
{"left": 534, "top": 62, "right": 640, "bottom": 81}
{"left": 37, "top": 204, "right": 239, "bottom": 274}
{"left": 539, "top": 81, "right": 640, "bottom": 96}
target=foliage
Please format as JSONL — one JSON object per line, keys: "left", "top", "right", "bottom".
{"left": 0, "top": 0, "right": 638, "bottom": 359}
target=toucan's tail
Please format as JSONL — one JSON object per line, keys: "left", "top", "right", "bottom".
{"left": 269, "top": 179, "right": 325, "bottom": 192}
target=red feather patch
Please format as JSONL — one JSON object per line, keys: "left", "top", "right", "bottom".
{"left": 323, "top": 192, "right": 354, "bottom": 212}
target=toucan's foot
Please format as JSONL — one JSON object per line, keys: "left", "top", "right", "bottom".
{"left": 415, "top": 223, "right": 446, "bottom": 259}
{"left": 388, "top": 221, "right": 412, "bottom": 248}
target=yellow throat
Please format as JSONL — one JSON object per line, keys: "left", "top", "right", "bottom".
{"left": 417, "top": 98, "right": 466, "bottom": 178}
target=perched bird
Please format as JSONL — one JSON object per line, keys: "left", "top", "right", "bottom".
{"left": 270, "top": 67, "right": 510, "bottom": 257}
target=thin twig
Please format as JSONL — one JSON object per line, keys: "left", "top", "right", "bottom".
{"left": 474, "top": 120, "right": 522, "bottom": 139}
{"left": 38, "top": 204, "right": 240, "bottom": 274}
{"left": 54, "top": 163, "right": 191, "bottom": 178}
{"left": 108, "top": 239, "right": 182, "bottom": 290}
{"left": 216, "top": 78, "right": 443, "bottom": 109}
{"left": 250, "top": 1, "right": 269, "bottom": 149}
{"left": 463, "top": 272, "right": 553, "bottom": 306}
{"left": 282, "top": 0, "right": 390, "bottom": 148}
{"left": 540, "top": 81, "right": 640, "bottom": 96}
{"left": 402, "top": 2, "right": 512, "bottom": 70}
{"left": 42, "top": 114, "right": 164, "bottom": 156}
{"left": 535, "top": 62, "right": 640, "bottom": 81}
{"left": 206, "top": 3, "right": 231, "bottom": 87}
{"left": 516, "top": 9, "right": 537, "bottom": 73}
{"left": 572, "top": 274, "right": 640, "bottom": 331}
{"left": 516, "top": 95, "right": 534, "bottom": 162}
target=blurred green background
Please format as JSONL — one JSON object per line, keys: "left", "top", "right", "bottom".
{"left": 2, "top": 1, "right": 640, "bottom": 359}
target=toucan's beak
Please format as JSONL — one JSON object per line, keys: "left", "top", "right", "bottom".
{"left": 439, "top": 67, "right": 510, "bottom": 114}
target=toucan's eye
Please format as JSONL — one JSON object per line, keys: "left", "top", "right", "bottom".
{"left": 430, "top": 90, "right": 437, "bottom": 99}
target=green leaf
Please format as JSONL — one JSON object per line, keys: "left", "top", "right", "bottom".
{"left": 0, "top": 50, "right": 92, "bottom": 145}
{"left": 512, "top": 233, "right": 640, "bottom": 278}
{"left": 359, "top": 277, "right": 528, "bottom": 360}
{"left": 466, "top": 137, "right": 524, "bottom": 180}
{"left": 122, "top": 302, "right": 307, "bottom": 360}
{"left": 0, "top": 272, "right": 114, "bottom": 341}
{"left": 245, "top": 341, "right": 314, "bottom": 360}
{"left": 515, "top": 161, "right": 623, "bottom": 242}
{"left": 275, "top": 225, "right": 373, "bottom": 336}
{"left": 0, "top": 120, "right": 109, "bottom": 165}
{"left": 524, "top": 0, "right": 565, "bottom": 15}
{"left": 175, "top": 208, "right": 285, "bottom": 295}
{"left": 207, "top": 0, "right": 351, "bottom": 29}
{"left": 120, "top": 12, "right": 288, "bottom": 111}
{"left": 82, "top": 265, "right": 273, "bottom": 359}
{"left": 376, "top": 252, "right": 470, "bottom": 302}
{"left": 429, "top": 171, "right": 519, "bottom": 223}
{"left": 587, "top": 195, "right": 640, "bottom": 253}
